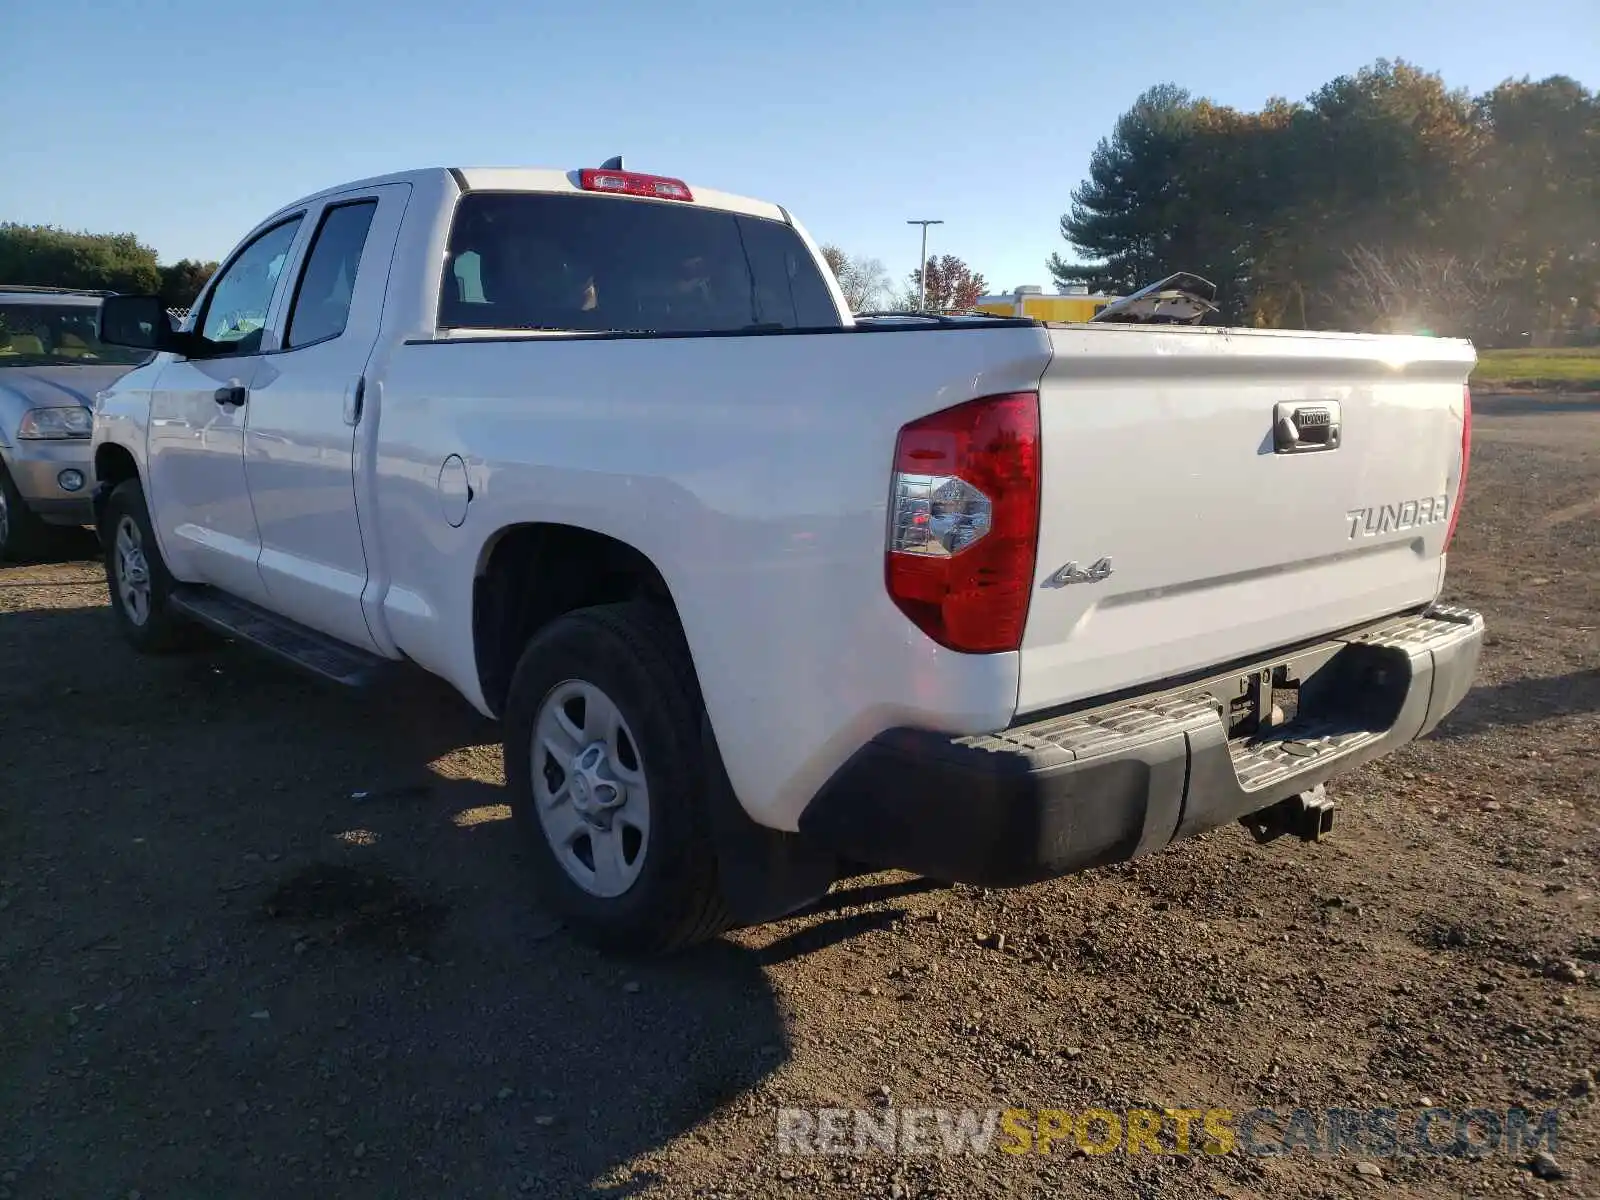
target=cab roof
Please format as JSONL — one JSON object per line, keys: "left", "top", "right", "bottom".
{"left": 274, "top": 166, "right": 788, "bottom": 224}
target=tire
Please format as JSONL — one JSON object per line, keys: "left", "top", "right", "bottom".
{"left": 100, "top": 477, "right": 199, "bottom": 653}
{"left": 0, "top": 461, "right": 74, "bottom": 563}
{"left": 503, "top": 599, "right": 731, "bottom": 955}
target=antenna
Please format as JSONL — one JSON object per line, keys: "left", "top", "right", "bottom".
{"left": 599, "top": 155, "right": 624, "bottom": 171}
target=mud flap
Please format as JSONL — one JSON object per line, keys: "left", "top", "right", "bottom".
{"left": 700, "top": 714, "right": 838, "bottom": 926}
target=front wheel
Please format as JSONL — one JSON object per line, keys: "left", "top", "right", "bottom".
{"left": 502, "top": 600, "right": 731, "bottom": 955}
{"left": 100, "top": 477, "right": 199, "bottom": 653}
{"left": 0, "top": 461, "right": 75, "bottom": 563}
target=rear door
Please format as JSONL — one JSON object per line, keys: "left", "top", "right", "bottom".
{"left": 1017, "top": 323, "right": 1473, "bottom": 714}
{"left": 241, "top": 183, "right": 410, "bottom": 652}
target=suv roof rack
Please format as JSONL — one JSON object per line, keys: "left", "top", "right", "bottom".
{"left": 0, "top": 284, "right": 119, "bottom": 297}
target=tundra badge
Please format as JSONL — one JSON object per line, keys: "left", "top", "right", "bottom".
{"left": 1043, "top": 557, "right": 1114, "bottom": 587}
{"left": 1346, "top": 494, "right": 1450, "bottom": 539}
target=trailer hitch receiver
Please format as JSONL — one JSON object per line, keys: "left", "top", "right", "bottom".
{"left": 1240, "top": 784, "right": 1336, "bottom": 844}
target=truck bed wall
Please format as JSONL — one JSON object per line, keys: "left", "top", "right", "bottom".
{"left": 368, "top": 325, "right": 1056, "bottom": 830}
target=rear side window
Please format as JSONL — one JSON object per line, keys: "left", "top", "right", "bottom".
{"left": 440, "top": 192, "right": 841, "bottom": 333}
{"left": 286, "top": 200, "right": 378, "bottom": 348}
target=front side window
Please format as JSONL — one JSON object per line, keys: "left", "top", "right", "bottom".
{"left": 440, "top": 192, "right": 842, "bottom": 334}
{"left": 285, "top": 200, "right": 378, "bottom": 348}
{"left": 199, "top": 217, "right": 303, "bottom": 354}
{"left": 0, "top": 302, "right": 153, "bottom": 367}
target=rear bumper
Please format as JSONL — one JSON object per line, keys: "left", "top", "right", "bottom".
{"left": 797, "top": 605, "right": 1484, "bottom": 887}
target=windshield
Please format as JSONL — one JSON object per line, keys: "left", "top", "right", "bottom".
{"left": 441, "top": 192, "right": 842, "bottom": 334}
{"left": 0, "top": 301, "right": 156, "bottom": 368}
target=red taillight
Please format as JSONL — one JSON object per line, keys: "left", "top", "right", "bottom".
{"left": 885, "top": 391, "right": 1041, "bottom": 653}
{"left": 578, "top": 168, "right": 694, "bottom": 202}
{"left": 1443, "top": 384, "right": 1472, "bottom": 553}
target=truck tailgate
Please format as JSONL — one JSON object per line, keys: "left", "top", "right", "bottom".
{"left": 1018, "top": 323, "right": 1474, "bottom": 715}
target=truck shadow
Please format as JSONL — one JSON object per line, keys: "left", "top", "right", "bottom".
{"left": 0, "top": 601, "right": 863, "bottom": 1198}
{"left": 1432, "top": 667, "right": 1600, "bottom": 740}
{"left": 0, "top": 525, "right": 104, "bottom": 566}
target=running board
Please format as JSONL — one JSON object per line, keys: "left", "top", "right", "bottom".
{"left": 169, "top": 586, "right": 395, "bottom": 688}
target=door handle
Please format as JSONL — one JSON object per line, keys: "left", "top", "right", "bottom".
{"left": 214, "top": 385, "right": 247, "bottom": 407}
{"left": 1273, "top": 401, "right": 1340, "bottom": 453}
{"left": 342, "top": 378, "right": 366, "bottom": 427}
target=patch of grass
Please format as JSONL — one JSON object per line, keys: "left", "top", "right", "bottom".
{"left": 1472, "top": 347, "right": 1600, "bottom": 391}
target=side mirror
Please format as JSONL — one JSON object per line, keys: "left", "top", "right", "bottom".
{"left": 98, "top": 295, "right": 182, "bottom": 353}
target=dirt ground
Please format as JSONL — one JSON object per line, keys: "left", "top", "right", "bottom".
{"left": 1, "top": 394, "right": 1596, "bottom": 1200}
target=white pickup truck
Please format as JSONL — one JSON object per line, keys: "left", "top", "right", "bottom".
{"left": 90, "top": 162, "right": 1484, "bottom": 954}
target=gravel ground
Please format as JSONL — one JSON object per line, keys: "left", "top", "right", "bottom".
{"left": 1, "top": 394, "right": 1596, "bottom": 1199}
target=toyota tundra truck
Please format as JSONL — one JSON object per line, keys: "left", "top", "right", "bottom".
{"left": 88, "top": 162, "right": 1483, "bottom": 954}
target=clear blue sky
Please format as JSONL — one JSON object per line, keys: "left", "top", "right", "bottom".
{"left": 3, "top": 0, "right": 1594, "bottom": 295}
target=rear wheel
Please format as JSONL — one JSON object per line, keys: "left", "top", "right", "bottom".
{"left": 101, "top": 477, "right": 199, "bottom": 653}
{"left": 503, "top": 600, "right": 731, "bottom": 955}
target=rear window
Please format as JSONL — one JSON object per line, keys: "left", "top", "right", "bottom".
{"left": 440, "top": 191, "right": 841, "bottom": 334}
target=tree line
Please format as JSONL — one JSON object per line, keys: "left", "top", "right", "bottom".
{"left": 1050, "top": 61, "right": 1599, "bottom": 344}
{"left": 0, "top": 217, "right": 987, "bottom": 318}
{"left": 0, "top": 223, "right": 217, "bottom": 309}
{"left": 13, "top": 65, "right": 1594, "bottom": 345}
{"left": 819, "top": 245, "right": 987, "bottom": 314}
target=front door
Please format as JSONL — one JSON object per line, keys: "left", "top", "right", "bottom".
{"left": 241, "top": 184, "right": 409, "bottom": 652}
{"left": 146, "top": 214, "right": 306, "bottom": 603}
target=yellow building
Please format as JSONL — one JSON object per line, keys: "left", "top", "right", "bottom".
{"left": 972, "top": 285, "right": 1119, "bottom": 323}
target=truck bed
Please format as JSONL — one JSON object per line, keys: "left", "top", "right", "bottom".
{"left": 372, "top": 318, "right": 1471, "bottom": 831}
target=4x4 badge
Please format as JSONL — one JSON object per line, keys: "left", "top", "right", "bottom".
{"left": 1043, "top": 557, "right": 1114, "bottom": 587}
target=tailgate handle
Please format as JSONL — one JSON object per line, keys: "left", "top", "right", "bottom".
{"left": 1274, "top": 401, "right": 1341, "bottom": 454}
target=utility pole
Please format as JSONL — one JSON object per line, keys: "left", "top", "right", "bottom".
{"left": 906, "top": 219, "right": 943, "bottom": 311}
